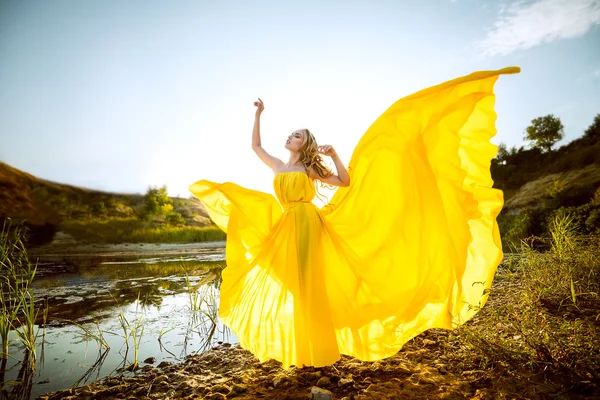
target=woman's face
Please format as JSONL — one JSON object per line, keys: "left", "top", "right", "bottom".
{"left": 285, "top": 130, "right": 305, "bottom": 152}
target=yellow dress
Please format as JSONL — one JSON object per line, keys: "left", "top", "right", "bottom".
{"left": 189, "top": 66, "right": 520, "bottom": 369}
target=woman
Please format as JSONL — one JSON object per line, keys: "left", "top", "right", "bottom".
{"left": 251, "top": 97, "right": 350, "bottom": 188}
{"left": 189, "top": 66, "right": 520, "bottom": 369}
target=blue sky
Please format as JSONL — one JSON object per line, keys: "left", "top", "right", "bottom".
{"left": 1, "top": 0, "right": 599, "bottom": 197}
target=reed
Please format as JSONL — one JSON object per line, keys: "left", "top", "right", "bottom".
{"left": 0, "top": 220, "right": 42, "bottom": 372}
{"left": 61, "top": 319, "right": 110, "bottom": 351}
{"left": 109, "top": 291, "right": 145, "bottom": 372}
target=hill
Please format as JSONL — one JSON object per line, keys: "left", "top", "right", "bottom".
{"left": 491, "top": 114, "right": 600, "bottom": 249}
{"left": 0, "top": 161, "right": 217, "bottom": 246}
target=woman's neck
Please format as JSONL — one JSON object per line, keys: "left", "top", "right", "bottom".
{"left": 287, "top": 152, "right": 303, "bottom": 167}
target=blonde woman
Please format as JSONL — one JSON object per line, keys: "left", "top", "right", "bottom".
{"left": 251, "top": 97, "right": 349, "bottom": 188}
{"left": 190, "top": 66, "right": 520, "bottom": 369}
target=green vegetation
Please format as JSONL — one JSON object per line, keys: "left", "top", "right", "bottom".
{"left": 57, "top": 185, "right": 224, "bottom": 243}
{"left": 0, "top": 220, "right": 45, "bottom": 376}
{"left": 62, "top": 217, "right": 225, "bottom": 243}
{"left": 494, "top": 113, "right": 600, "bottom": 250}
{"left": 523, "top": 114, "right": 564, "bottom": 152}
{"left": 444, "top": 216, "right": 600, "bottom": 394}
{"left": 0, "top": 162, "right": 217, "bottom": 245}
{"left": 492, "top": 113, "right": 600, "bottom": 194}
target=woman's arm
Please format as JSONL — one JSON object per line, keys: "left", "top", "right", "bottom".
{"left": 251, "top": 98, "right": 283, "bottom": 171}
{"left": 312, "top": 145, "right": 351, "bottom": 187}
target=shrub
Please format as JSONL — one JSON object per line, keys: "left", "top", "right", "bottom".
{"left": 167, "top": 212, "right": 185, "bottom": 226}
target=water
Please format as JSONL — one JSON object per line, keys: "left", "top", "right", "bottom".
{"left": 1, "top": 241, "right": 235, "bottom": 399}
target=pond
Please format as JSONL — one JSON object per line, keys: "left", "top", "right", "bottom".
{"left": 1, "top": 241, "right": 234, "bottom": 400}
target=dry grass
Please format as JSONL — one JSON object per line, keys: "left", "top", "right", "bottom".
{"left": 443, "top": 217, "right": 600, "bottom": 394}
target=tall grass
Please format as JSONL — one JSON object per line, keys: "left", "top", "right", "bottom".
{"left": 107, "top": 292, "right": 145, "bottom": 372}
{"left": 0, "top": 220, "right": 43, "bottom": 372}
{"left": 447, "top": 213, "right": 600, "bottom": 389}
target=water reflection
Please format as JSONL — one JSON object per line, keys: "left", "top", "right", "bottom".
{"left": 1, "top": 247, "right": 236, "bottom": 399}
{"left": 33, "top": 260, "right": 224, "bottom": 326}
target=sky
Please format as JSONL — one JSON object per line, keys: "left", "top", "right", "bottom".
{"left": 1, "top": 0, "right": 599, "bottom": 197}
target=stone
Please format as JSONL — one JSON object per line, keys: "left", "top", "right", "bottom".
{"left": 143, "top": 357, "right": 156, "bottom": 364}
{"left": 339, "top": 378, "right": 354, "bottom": 387}
{"left": 273, "top": 376, "right": 289, "bottom": 387}
{"left": 157, "top": 361, "right": 172, "bottom": 369}
{"left": 316, "top": 376, "right": 330, "bottom": 387}
{"left": 230, "top": 384, "right": 247, "bottom": 394}
{"left": 211, "top": 384, "right": 230, "bottom": 394}
{"left": 311, "top": 386, "right": 333, "bottom": 400}
{"left": 153, "top": 375, "right": 169, "bottom": 385}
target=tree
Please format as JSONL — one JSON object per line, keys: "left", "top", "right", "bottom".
{"left": 495, "top": 142, "right": 509, "bottom": 164}
{"left": 584, "top": 113, "right": 600, "bottom": 141}
{"left": 144, "top": 185, "right": 172, "bottom": 216}
{"left": 524, "top": 114, "right": 564, "bottom": 152}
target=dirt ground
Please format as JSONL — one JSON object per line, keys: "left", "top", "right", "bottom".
{"left": 38, "top": 327, "right": 597, "bottom": 400}
{"left": 34, "top": 236, "right": 599, "bottom": 399}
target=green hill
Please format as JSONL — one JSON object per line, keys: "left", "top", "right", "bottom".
{"left": 492, "top": 114, "right": 600, "bottom": 249}
{"left": 0, "top": 161, "right": 221, "bottom": 246}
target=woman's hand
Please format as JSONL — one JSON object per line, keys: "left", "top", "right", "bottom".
{"left": 254, "top": 98, "right": 264, "bottom": 116}
{"left": 318, "top": 144, "right": 337, "bottom": 157}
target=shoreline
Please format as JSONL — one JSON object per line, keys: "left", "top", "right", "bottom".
{"left": 38, "top": 269, "right": 600, "bottom": 400}
{"left": 39, "top": 326, "right": 588, "bottom": 400}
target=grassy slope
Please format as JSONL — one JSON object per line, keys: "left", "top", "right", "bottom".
{"left": 503, "top": 164, "right": 600, "bottom": 209}
{"left": 492, "top": 139, "right": 600, "bottom": 210}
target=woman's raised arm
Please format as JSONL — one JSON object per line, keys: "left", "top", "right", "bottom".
{"left": 251, "top": 98, "right": 283, "bottom": 171}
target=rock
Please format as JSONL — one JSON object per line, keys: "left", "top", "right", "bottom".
{"left": 311, "top": 386, "right": 334, "bottom": 400}
{"left": 461, "top": 370, "right": 484, "bottom": 376}
{"left": 230, "top": 383, "right": 247, "bottom": 394}
{"left": 206, "top": 393, "right": 227, "bottom": 400}
{"left": 157, "top": 361, "right": 172, "bottom": 369}
{"left": 153, "top": 375, "right": 169, "bottom": 385}
{"left": 339, "top": 378, "right": 354, "bottom": 387}
{"left": 141, "top": 365, "right": 154, "bottom": 373}
{"left": 211, "top": 384, "right": 230, "bottom": 394}
{"left": 273, "top": 376, "right": 287, "bottom": 387}
{"left": 143, "top": 357, "right": 156, "bottom": 364}
{"left": 316, "top": 376, "right": 330, "bottom": 387}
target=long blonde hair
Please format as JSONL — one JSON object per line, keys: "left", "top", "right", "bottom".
{"left": 299, "top": 129, "right": 335, "bottom": 202}
{"left": 299, "top": 129, "right": 332, "bottom": 178}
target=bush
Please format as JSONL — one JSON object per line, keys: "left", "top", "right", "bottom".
{"left": 167, "top": 212, "right": 185, "bottom": 226}
{"left": 498, "top": 212, "right": 531, "bottom": 251}
{"left": 548, "top": 204, "right": 600, "bottom": 235}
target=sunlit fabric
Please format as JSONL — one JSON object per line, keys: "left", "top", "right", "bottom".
{"left": 189, "top": 66, "right": 520, "bottom": 368}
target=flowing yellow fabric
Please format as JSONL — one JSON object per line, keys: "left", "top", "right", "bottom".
{"left": 189, "top": 66, "right": 520, "bottom": 368}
